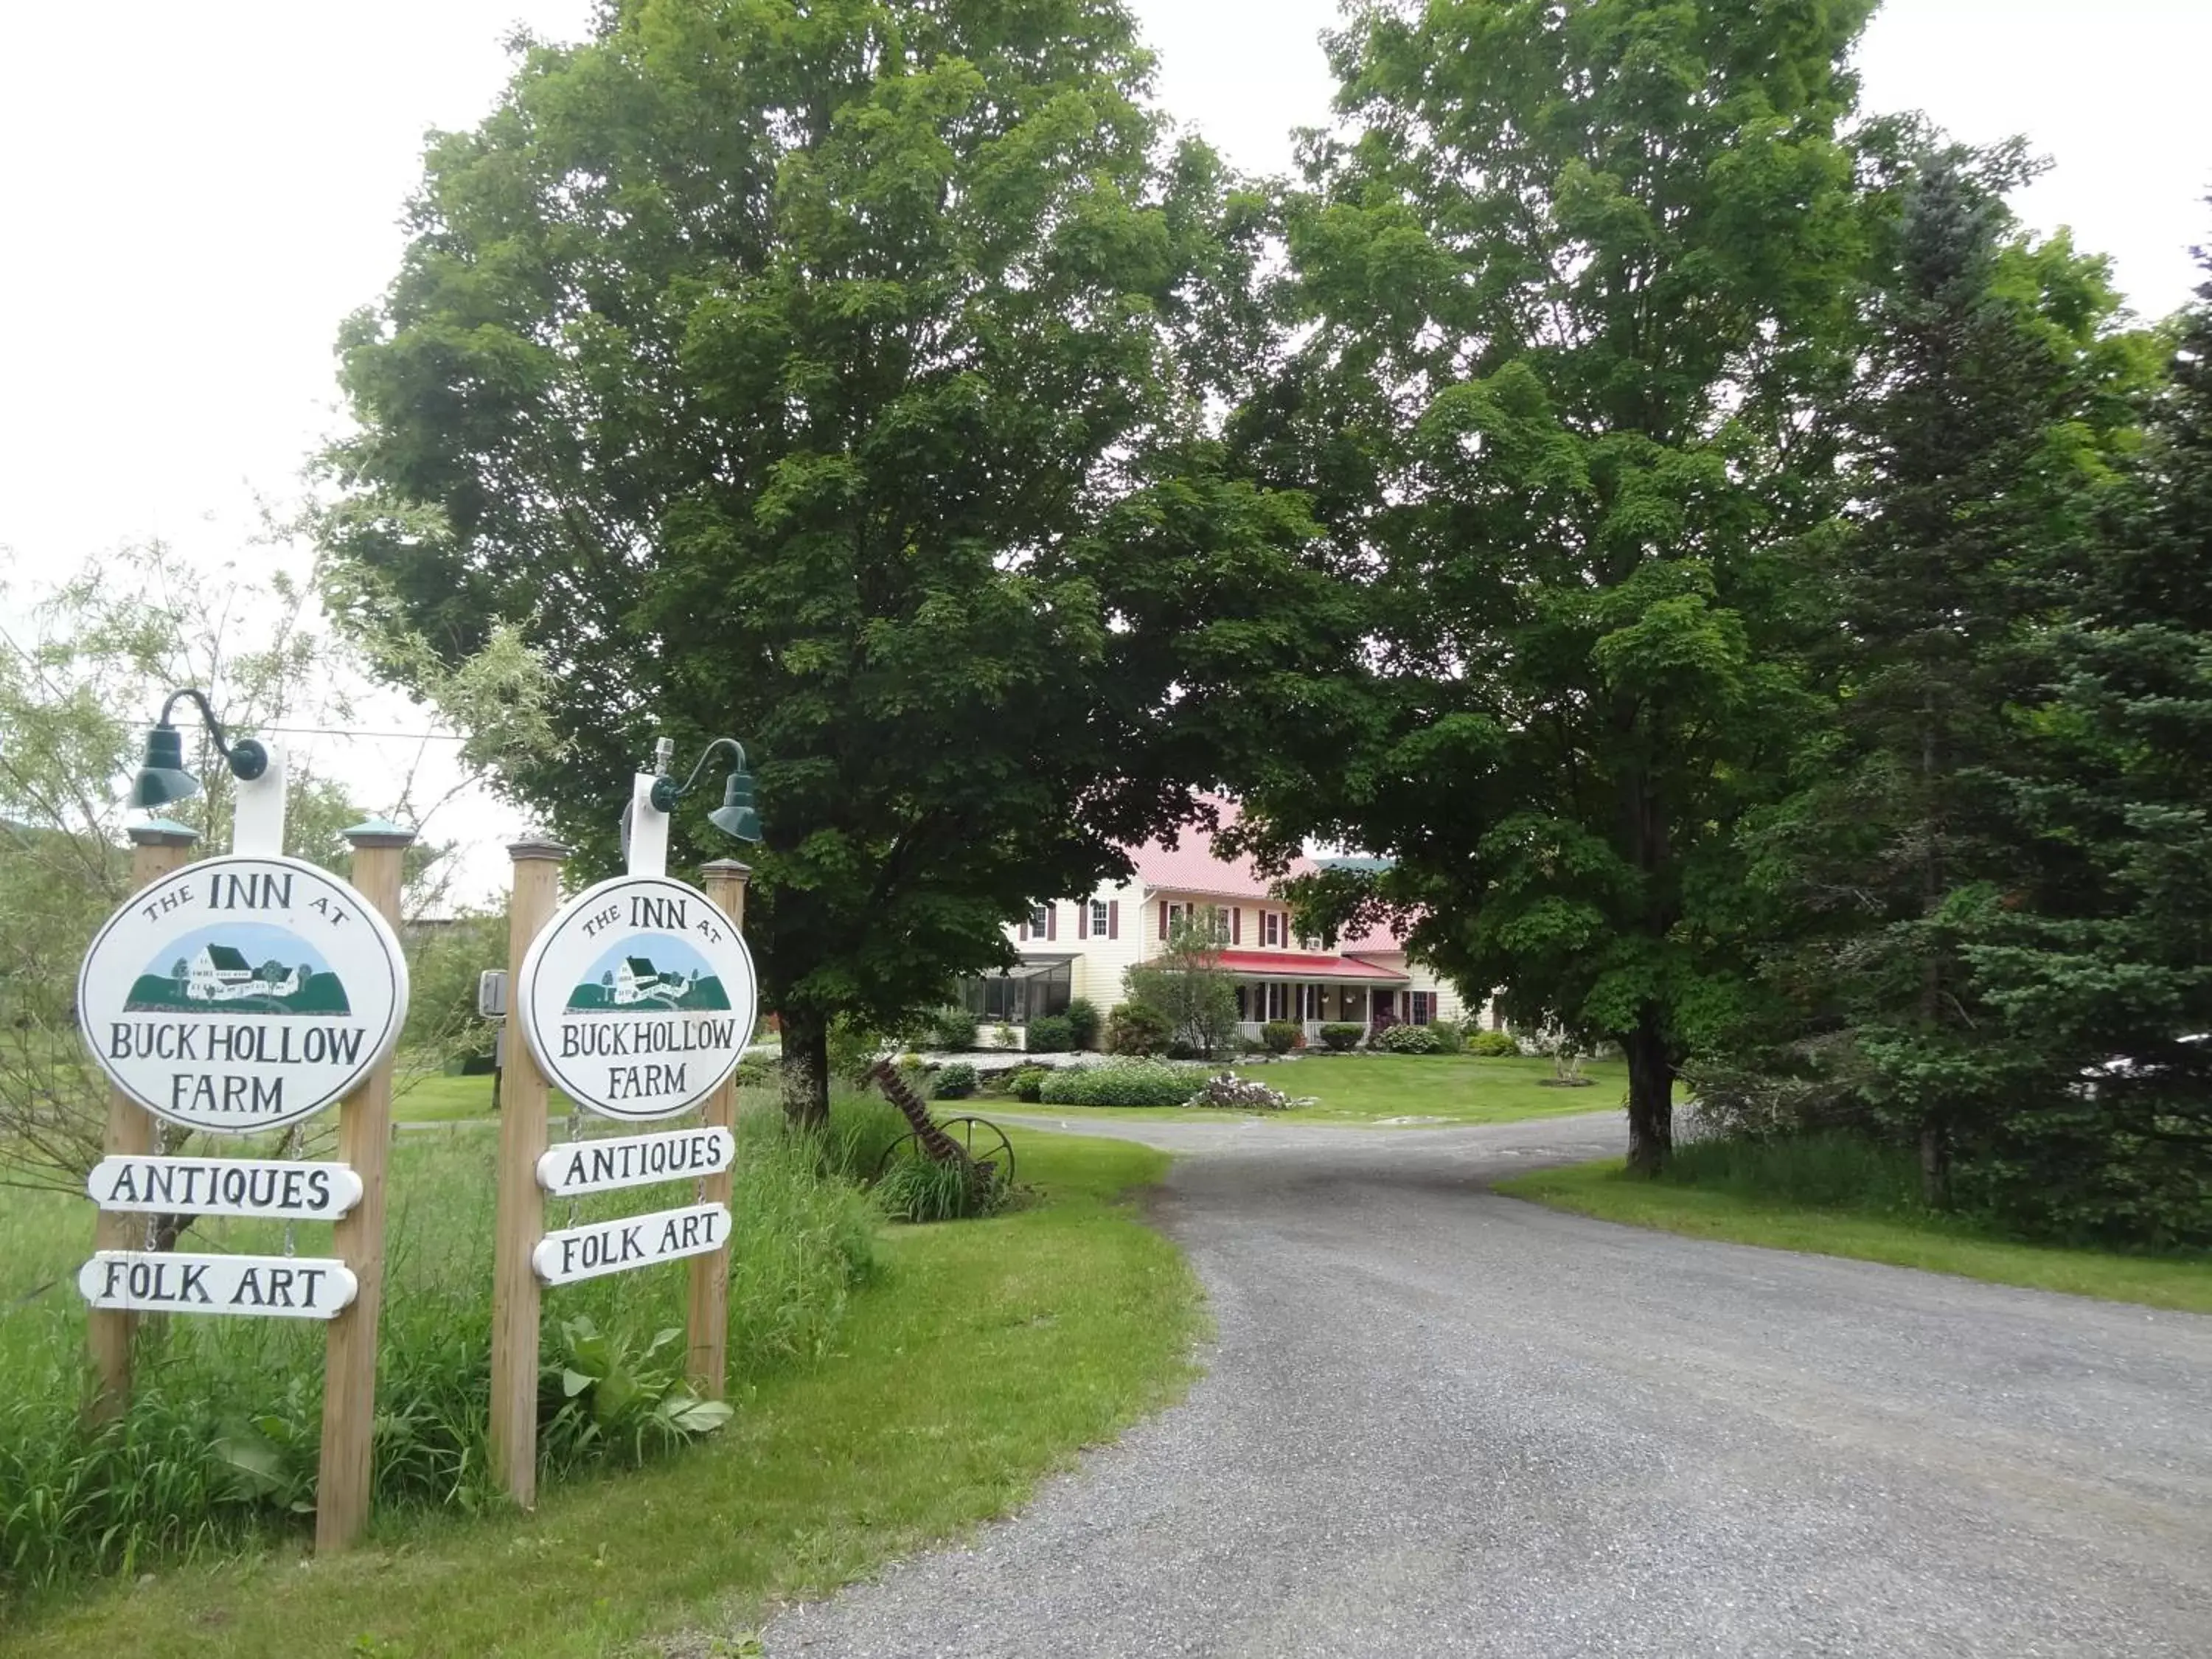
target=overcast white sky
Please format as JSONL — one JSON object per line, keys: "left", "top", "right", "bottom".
{"left": 3, "top": 0, "right": 2208, "bottom": 898}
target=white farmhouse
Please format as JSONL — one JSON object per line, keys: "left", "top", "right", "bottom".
{"left": 184, "top": 945, "right": 303, "bottom": 1003}
{"left": 967, "top": 804, "right": 1495, "bottom": 1046}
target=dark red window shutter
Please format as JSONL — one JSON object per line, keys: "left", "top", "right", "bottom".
{"left": 1018, "top": 920, "right": 1028, "bottom": 942}
{"left": 1159, "top": 902, "right": 1169, "bottom": 939}
{"left": 1046, "top": 905, "right": 1057, "bottom": 941}
{"left": 1108, "top": 900, "right": 1119, "bottom": 939}
{"left": 1077, "top": 902, "right": 1088, "bottom": 939}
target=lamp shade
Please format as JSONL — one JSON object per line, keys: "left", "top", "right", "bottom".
{"left": 131, "top": 724, "right": 201, "bottom": 810}
{"left": 708, "top": 771, "right": 762, "bottom": 843}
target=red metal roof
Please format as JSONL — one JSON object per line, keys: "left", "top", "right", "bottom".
{"left": 1127, "top": 801, "right": 1317, "bottom": 901}
{"left": 1124, "top": 800, "right": 1416, "bottom": 950}
{"left": 1212, "top": 950, "right": 1408, "bottom": 982}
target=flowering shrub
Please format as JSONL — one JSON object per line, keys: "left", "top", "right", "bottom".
{"left": 1186, "top": 1072, "right": 1293, "bottom": 1112}
{"left": 1037, "top": 1060, "right": 1206, "bottom": 1107}
{"left": 1377, "top": 1023, "right": 1450, "bottom": 1054}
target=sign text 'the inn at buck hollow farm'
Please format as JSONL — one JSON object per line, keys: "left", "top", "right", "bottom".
{"left": 77, "top": 855, "right": 409, "bottom": 1135}
{"left": 516, "top": 874, "right": 758, "bottom": 1121}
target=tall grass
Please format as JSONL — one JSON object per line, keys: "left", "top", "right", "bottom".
{"left": 1661, "top": 1129, "right": 1931, "bottom": 1215}
{"left": 0, "top": 1092, "right": 880, "bottom": 1603}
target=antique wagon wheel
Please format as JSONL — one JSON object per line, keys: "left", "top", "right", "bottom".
{"left": 872, "top": 1116, "right": 1016, "bottom": 1191}
{"left": 939, "top": 1116, "right": 1016, "bottom": 1189}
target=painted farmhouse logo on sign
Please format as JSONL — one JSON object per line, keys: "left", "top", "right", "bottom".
{"left": 518, "top": 875, "right": 757, "bottom": 1121}
{"left": 77, "top": 855, "right": 408, "bottom": 1133}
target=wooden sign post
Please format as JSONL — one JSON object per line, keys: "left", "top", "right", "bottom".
{"left": 78, "top": 726, "right": 413, "bottom": 1557}
{"left": 488, "top": 775, "right": 757, "bottom": 1509}
{"left": 687, "top": 859, "right": 749, "bottom": 1397}
{"left": 316, "top": 818, "right": 416, "bottom": 1551}
{"left": 87, "top": 819, "right": 198, "bottom": 1422}
{"left": 490, "top": 836, "right": 568, "bottom": 1510}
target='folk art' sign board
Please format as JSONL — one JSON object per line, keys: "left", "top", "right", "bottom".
{"left": 516, "top": 874, "right": 758, "bottom": 1121}
{"left": 77, "top": 855, "right": 410, "bottom": 1134}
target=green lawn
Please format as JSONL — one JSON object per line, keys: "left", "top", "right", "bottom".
{"left": 390, "top": 1069, "right": 504, "bottom": 1123}
{"left": 399, "top": 1054, "right": 1630, "bottom": 1132}
{"left": 1498, "top": 1158, "right": 2212, "bottom": 1315}
{"left": 5, "top": 1129, "right": 1198, "bottom": 1657}
{"left": 992, "top": 1053, "right": 1638, "bottom": 1127}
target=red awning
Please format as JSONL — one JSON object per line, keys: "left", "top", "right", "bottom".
{"left": 1211, "top": 950, "right": 1408, "bottom": 983}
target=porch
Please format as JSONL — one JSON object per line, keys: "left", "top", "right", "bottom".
{"left": 1221, "top": 951, "right": 1411, "bottom": 1045}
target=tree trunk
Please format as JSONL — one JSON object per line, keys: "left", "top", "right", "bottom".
{"left": 779, "top": 1007, "right": 830, "bottom": 1132}
{"left": 1624, "top": 1015, "right": 1674, "bottom": 1176}
{"left": 1919, "top": 1120, "right": 1951, "bottom": 1210}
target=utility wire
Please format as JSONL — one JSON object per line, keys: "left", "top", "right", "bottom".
{"left": 249, "top": 725, "right": 467, "bottom": 741}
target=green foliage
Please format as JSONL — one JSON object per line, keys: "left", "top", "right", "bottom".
{"left": 1377, "top": 1023, "right": 1449, "bottom": 1056}
{"left": 1104, "top": 1001, "right": 1173, "bottom": 1057}
{"left": 922, "top": 1009, "right": 980, "bottom": 1054}
{"left": 1123, "top": 918, "right": 1240, "bottom": 1058}
{"left": 1009, "top": 1065, "right": 1049, "bottom": 1102}
{"left": 544, "top": 1317, "right": 734, "bottom": 1464}
{"left": 1317, "top": 1023, "right": 1365, "bottom": 1052}
{"left": 930, "top": 1062, "right": 978, "bottom": 1102}
{"left": 400, "top": 914, "right": 506, "bottom": 1062}
{"left": 1470, "top": 1030, "right": 1520, "bottom": 1058}
{"left": 1064, "top": 998, "right": 1102, "bottom": 1052}
{"left": 1037, "top": 1060, "right": 1206, "bottom": 1108}
{"left": 873, "top": 1155, "right": 1008, "bottom": 1225}
{"left": 0, "top": 1111, "right": 877, "bottom": 1599}
{"left": 1260, "top": 1020, "right": 1302, "bottom": 1054}
{"left": 1023, "top": 1014, "right": 1074, "bottom": 1054}
{"left": 1235, "top": 0, "right": 1884, "bottom": 1169}
{"left": 1708, "top": 144, "right": 2189, "bottom": 1239}
{"left": 320, "top": 0, "right": 1289, "bottom": 1121}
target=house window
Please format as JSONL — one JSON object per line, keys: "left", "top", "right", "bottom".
{"left": 1209, "top": 905, "right": 1232, "bottom": 942}
{"left": 1091, "top": 900, "right": 1108, "bottom": 937}
{"left": 1410, "top": 992, "right": 1434, "bottom": 1026}
{"left": 1030, "top": 904, "right": 1051, "bottom": 939}
{"left": 1262, "top": 911, "right": 1279, "bottom": 947}
{"left": 1265, "top": 982, "right": 1290, "bottom": 1021}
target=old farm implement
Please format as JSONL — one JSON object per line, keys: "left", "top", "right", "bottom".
{"left": 868, "top": 1060, "right": 1015, "bottom": 1204}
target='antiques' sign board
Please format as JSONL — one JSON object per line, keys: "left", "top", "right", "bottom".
{"left": 536, "top": 1126, "right": 734, "bottom": 1199}
{"left": 76, "top": 855, "right": 409, "bottom": 1134}
{"left": 515, "top": 875, "right": 757, "bottom": 1121}
{"left": 80, "top": 1250, "right": 359, "bottom": 1319}
{"left": 88, "top": 1155, "right": 364, "bottom": 1220}
{"left": 532, "top": 1202, "right": 731, "bottom": 1286}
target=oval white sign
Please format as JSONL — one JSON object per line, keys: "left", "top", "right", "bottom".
{"left": 537, "top": 1125, "right": 735, "bottom": 1198}
{"left": 76, "top": 855, "right": 409, "bottom": 1135}
{"left": 516, "top": 875, "right": 757, "bottom": 1121}
{"left": 87, "top": 1155, "right": 363, "bottom": 1220}
{"left": 79, "top": 1250, "right": 359, "bottom": 1319}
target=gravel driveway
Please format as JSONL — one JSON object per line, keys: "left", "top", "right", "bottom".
{"left": 765, "top": 1110, "right": 2212, "bottom": 1658}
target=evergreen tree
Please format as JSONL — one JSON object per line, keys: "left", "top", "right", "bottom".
{"left": 1955, "top": 233, "right": 2212, "bottom": 1242}
{"left": 1727, "top": 144, "right": 2148, "bottom": 1207}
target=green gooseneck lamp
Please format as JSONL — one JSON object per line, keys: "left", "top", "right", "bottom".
{"left": 651, "top": 737, "right": 762, "bottom": 843}
{"left": 131, "top": 689, "right": 269, "bottom": 810}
